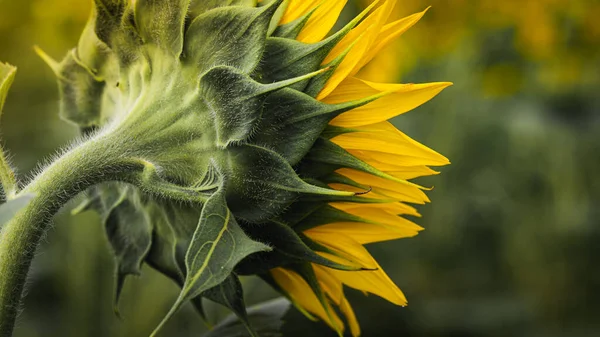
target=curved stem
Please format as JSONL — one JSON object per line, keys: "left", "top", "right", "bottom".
{"left": 0, "top": 135, "right": 140, "bottom": 336}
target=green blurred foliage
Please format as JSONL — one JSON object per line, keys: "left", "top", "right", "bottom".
{"left": 1, "top": 0, "right": 599, "bottom": 336}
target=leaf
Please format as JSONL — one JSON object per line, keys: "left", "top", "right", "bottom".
{"left": 183, "top": 1, "right": 281, "bottom": 75}
{"left": 0, "top": 194, "right": 35, "bottom": 230}
{"left": 202, "top": 298, "right": 292, "bottom": 337}
{"left": 104, "top": 194, "right": 153, "bottom": 311}
{"left": 151, "top": 187, "right": 270, "bottom": 336}
{"left": 202, "top": 274, "right": 257, "bottom": 336}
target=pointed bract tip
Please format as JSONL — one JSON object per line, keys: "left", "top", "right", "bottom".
{"left": 33, "top": 45, "right": 61, "bottom": 75}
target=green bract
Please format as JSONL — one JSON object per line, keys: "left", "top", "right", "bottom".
{"left": 30, "top": 0, "right": 377, "bottom": 334}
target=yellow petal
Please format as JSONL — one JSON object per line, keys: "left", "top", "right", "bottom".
{"left": 340, "top": 296, "right": 361, "bottom": 337}
{"left": 330, "top": 201, "right": 421, "bottom": 217}
{"left": 280, "top": 0, "right": 322, "bottom": 24}
{"left": 328, "top": 183, "right": 409, "bottom": 203}
{"left": 355, "top": 7, "right": 430, "bottom": 71}
{"left": 314, "top": 264, "right": 344, "bottom": 304}
{"left": 314, "top": 265, "right": 362, "bottom": 337}
{"left": 327, "top": 78, "right": 452, "bottom": 127}
{"left": 270, "top": 268, "right": 344, "bottom": 333}
{"left": 340, "top": 206, "right": 424, "bottom": 231}
{"left": 348, "top": 0, "right": 397, "bottom": 77}
{"left": 328, "top": 265, "right": 407, "bottom": 306}
{"left": 332, "top": 121, "right": 450, "bottom": 166}
{"left": 305, "top": 231, "right": 378, "bottom": 269}
{"left": 336, "top": 168, "right": 431, "bottom": 204}
{"left": 348, "top": 149, "right": 444, "bottom": 170}
{"left": 309, "top": 229, "right": 407, "bottom": 305}
{"left": 297, "top": 0, "right": 349, "bottom": 43}
{"left": 386, "top": 166, "right": 440, "bottom": 180}
{"left": 317, "top": 0, "right": 392, "bottom": 100}
{"left": 311, "top": 221, "right": 421, "bottom": 244}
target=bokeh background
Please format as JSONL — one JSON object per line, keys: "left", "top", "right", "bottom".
{"left": 1, "top": 0, "right": 599, "bottom": 336}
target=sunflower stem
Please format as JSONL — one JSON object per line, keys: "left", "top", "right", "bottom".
{"left": 0, "top": 134, "right": 141, "bottom": 336}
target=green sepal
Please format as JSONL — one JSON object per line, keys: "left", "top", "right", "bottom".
{"left": 183, "top": 1, "right": 281, "bottom": 75}
{"left": 151, "top": 187, "right": 270, "bottom": 336}
{"left": 303, "top": 43, "right": 349, "bottom": 97}
{"left": 272, "top": 7, "right": 314, "bottom": 39}
{"left": 202, "top": 274, "right": 258, "bottom": 337}
{"left": 189, "top": 0, "right": 258, "bottom": 17}
{"left": 0, "top": 62, "right": 16, "bottom": 114}
{"left": 254, "top": 2, "right": 371, "bottom": 87}
{"left": 0, "top": 194, "right": 34, "bottom": 229}
{"left": 292, "top": 204, "right": 364, "bottom": 232}
{"left": 299, "top": 234, "right": 372, "bottom": 271}
{"left": 76, "top": 8, "right": 115, "bottom": 80}
{"left": 200, "top": 65, "right": 326, "bottom": 146}
{"left": 52, "top": 50, "right": 106, "bottom": 127}
{"left": 301, "top": 137, "right": 418, "bottom": 187}
{"left": 236, "top": 220, "right": 361, "bottom": 275}
{"left": 0, "top": 62, "right": 18, "bottom": 199}
{"left": 251, "top": 86, "right": 378, "bottom": 165}
{"left": 93, "top": 0, "right": 128, "bottom": 47}
{"left": 226, "top": 144, "right": 353, "bottom": 223}
{"left": 134, "top": 0, "right": 190, "bottom": 56}
{"left": 320, "top": 125, "right": 354, "bottom": 139}
{"left": 253, "top": 37, "right": 336, "bottom": 87}
{"left": 93, "top": 0, "right": 141, "bottom": 65}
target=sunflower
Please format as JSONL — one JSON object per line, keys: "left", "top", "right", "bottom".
{"left": 28, "top": 0, "right": 450, "bottom": 336}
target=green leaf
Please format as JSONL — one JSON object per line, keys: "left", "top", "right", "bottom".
{"left": 0, "top": 194, "right": 35, "bottom": 230}
{"left": 226, "top": 144, "right": 353, "bottom": 223}
{"left": 134, "top": 0, "right": 190, "bottom": 56}
{"left": 104, "top": 191, "right": 153, "bottom": 311}
{"left": 202, "top": 297, "right": 292, "bottom": 337}
{"left": 151, "top": 187, "right": 270, "bottom": 336}
{"left": 202, "top": 274, "right": 257, "bottom": 336}
{"left": 183, "top": 1, "right": 281, "bottom": 75}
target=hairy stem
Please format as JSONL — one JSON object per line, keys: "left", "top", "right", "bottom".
{"left": 0, "top": 134, "right": 141, "bottom": 336}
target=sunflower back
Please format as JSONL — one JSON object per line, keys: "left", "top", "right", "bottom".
{"left": 37, "top": 1, "right": 450, "bottom": 336}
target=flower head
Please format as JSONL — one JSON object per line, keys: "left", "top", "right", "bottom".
{"left": 40, "top": 0, "right": 450, "bottom": 335}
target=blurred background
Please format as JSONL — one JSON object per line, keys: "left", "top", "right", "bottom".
{"left": 1, "top": 0, "right": 599, "bottom": 336}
